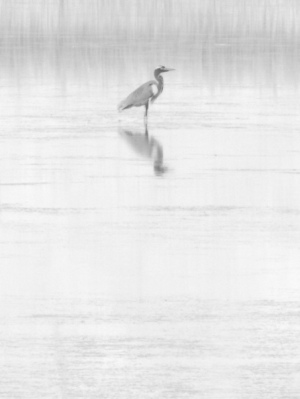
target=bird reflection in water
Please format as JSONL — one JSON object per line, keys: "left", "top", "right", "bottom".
{"left": 118, "top": 125, "right": 167, "bottom": 176}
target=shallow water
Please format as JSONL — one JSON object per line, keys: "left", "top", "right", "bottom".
{"left": 1, "top": 1, "right": 300, "bottom": 398}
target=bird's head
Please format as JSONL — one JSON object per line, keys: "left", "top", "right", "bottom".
{"left": 155, "top": 65, "right": 175, "bottom": 75}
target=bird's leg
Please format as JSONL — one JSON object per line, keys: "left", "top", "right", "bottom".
{"left": 144, "top": 101, "right": 149, "bottom": 123}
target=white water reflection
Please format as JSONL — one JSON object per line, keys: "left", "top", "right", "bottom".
{"left": 0, "top": 1, "right": 300, "bottom": 398}
{"left": 1, "top": 297, "right": 300, "bottom": 399}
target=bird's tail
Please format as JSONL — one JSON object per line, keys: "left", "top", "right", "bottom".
{"left": 118, "top": 100, "right": 129, "bottom": 112}
{"left": 117, "top": 102, "right": 124, "bottom": 112}
{"left": 118, "top": 98, "right": 133, "bottom": 112}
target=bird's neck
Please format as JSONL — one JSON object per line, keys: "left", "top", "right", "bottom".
{"left": 157, "top": 75, "right": 164, "bottom": 92}
{"left": 154, "top": 71, "right": 164, "bottom": 90}
{"left": 153, "top": 72, "right": 164, "bottom": 101}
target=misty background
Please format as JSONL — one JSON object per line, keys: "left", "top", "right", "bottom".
{"left": 0, "top": 1, "right": 300, "bottom": 398}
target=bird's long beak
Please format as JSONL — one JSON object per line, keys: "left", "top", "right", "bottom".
{"left": 165, "top": 67, "right": 175, "bottom": 72}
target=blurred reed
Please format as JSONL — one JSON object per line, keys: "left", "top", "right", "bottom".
{"left": 0, "top": 0, "right": 299, "bottom": 44}
{"left": 0, "top": 0, "right": 299, "bottom": 90}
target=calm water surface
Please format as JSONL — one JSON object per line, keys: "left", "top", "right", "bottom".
{"left": 0, "top": 1, "right": 300, "bottom": 398}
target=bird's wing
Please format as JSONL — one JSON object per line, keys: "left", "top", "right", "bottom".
{"left": 118, "top": 81, "right": 157, "bottom": 111}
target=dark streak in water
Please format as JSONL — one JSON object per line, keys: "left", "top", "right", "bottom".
{"left": 0, "top": 182, "right": 49, "bottom": 186}
{"left": 0, "top": 204, "right": 99, "bottom": 214}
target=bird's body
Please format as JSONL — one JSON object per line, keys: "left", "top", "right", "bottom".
{"left": 118, "top": 80, "right": 158, "bottom": 109}
{"left": 118, "top": 65, "right": 174, "bottom": 122}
